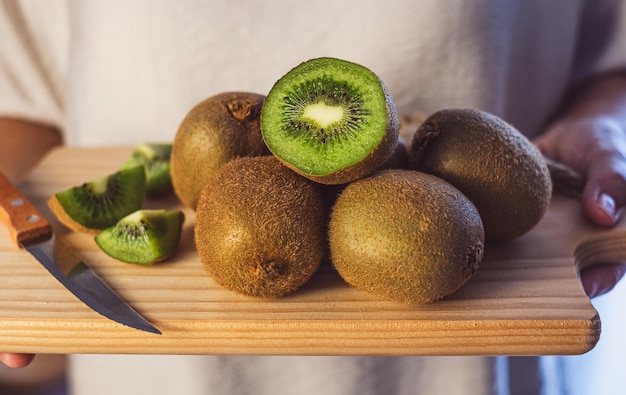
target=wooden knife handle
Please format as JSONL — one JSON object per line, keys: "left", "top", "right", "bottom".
{"left": 0, "top": 171, "right": 52, "bottom": 247}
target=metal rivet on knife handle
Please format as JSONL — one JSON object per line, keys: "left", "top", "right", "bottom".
{"left": 0, "top": 170, "right": 53, "bottom": 247}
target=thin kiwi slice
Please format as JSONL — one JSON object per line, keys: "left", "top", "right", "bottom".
{"left": 48, "top": 166, "right": 146, "bottom": 234}
{"left": 123, "top": 143, "right": 173, "bottom": 197}
{"left": 95, "top": 209, "right": 184, "bottom": 265}
{"left": 261, "top": 57, "right": 400, "bottom": 184}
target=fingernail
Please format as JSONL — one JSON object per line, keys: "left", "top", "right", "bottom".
{"left": 598, "top": 193, "right": 617, "bottom": 224}
{"left": 583, "top": 281, "right": 598, "bottom": 298}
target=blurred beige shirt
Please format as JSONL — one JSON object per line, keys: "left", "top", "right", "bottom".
{"left": 2, "top": 0, "right": 625, "bottom": 147}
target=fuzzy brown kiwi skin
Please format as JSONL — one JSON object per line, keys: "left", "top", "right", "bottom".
{"left": 408, "top": 108, "right": 552, "bottom": 241}
{"left": 272, "top": 82, "right": 400, "bottom": 185}
{"left": 329, "top": 169, "right": 484, "bottom": 305}
{"left": 194, "top": 156, "right": 329, "bottom": 298}
{"left": 170, "top": 92, "right": 271, "bottom": 210}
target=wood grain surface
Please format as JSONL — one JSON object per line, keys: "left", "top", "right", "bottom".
{"left": 0, "top": 147, "right": 623, "bottom": 356}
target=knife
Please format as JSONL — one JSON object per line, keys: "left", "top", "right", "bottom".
{"left": 0, "top": 171, "right": 161, "bottom": 334}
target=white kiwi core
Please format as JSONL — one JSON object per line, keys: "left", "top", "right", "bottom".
{"left": 91, "top": 176, "right": 110, "bottom": 194}
{"left": 303, "top": 102, "right": 344, "bottom": 128}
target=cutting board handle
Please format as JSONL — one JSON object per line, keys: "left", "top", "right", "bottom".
{"left": 575, "top": 230, "right": 626, "bottom": 273}
{"left": 0, "top": 171, "right": 52, "bottom": 247}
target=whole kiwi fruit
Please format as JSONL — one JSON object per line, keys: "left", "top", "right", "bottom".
{"left": 329, "top": 169, "right": 484, "bottom": 305}
{"left": 261, "top": 57, "right": 399, "bottom": 185}
{"left": 409, "top": 108, "right": 552, "bottom": 241}
{"left": 170, "top": 92, "right": 270, "bottom": 210}
{"left": 195, "top": 156, "right": 328, "bottom": 298}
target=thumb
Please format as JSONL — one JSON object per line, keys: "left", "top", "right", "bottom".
{"left": 0, "top": 353, "right": 35, "bottom": 368}
{"left": 580, "top": 155, "right": 626, "bottom": 227}
{"left": 578, "top": 157, "right": 626, "bottom": 298}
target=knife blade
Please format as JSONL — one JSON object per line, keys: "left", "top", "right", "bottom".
{"left": 0, "top": 170, "right": 161, "bottom": 334}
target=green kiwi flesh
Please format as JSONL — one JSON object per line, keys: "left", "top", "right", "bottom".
{"left": 48, "top": 166, "right": 146, "bottom": 233}
{"left": 409, "top": 108, "right": 552, "bottom": 240}
{"left": 123, "top": 143, "right": 173, "bottom": 197}
{"left": 261, "top": 57, "right": 399, "bottom": 184}
{"left": 329, "top": 169, "right": 485, "bottom": 305}
{"left": 95, "top": 209, "right": 184, "bottom": 265}
{"left": 170, "top": 92, "right": 270, "bottom": 210}
{"left": 195, "top": 156, "right": 328, "bottom": 298}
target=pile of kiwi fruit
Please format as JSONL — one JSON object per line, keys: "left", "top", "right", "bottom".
{"left": 51, "top": 56, "right": 553, "bottom": 304}
{"left": 170, "top": 57, "right": 552, "bottom": 304}
{"left": 49, "top": 143, "right": 185, "bottom": 265}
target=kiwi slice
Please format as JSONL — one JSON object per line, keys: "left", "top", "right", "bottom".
{"left": 171, "top": 92, "right": 270, "bottom": 210}
{"left": 123, "top": 143, "right": 173, "bottom": 197}
{"left": 48, "top": 166, "right": 146, "bottom": 234}
{"left": 261, "top": 57, "right": 400, "bottom": 184}
{"left": 195, "top": 156, "right": 328, "bottom": 298}
{"left": 95, "top": 209, "right": 184, "bottom": 265}
{"left": 329, "top": 169, "right": 485, "bottom": 305}
{"left": 408, "top": 108, "right": 552, "bottom": 240}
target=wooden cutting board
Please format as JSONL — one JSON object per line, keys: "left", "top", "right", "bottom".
{"left": 0, "top": 147, "right": 624, "bottom": 356}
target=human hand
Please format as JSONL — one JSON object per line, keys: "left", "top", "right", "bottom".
{"left": 534, "top": 116, "right": 626, "bottom": 298}
{"left": 0, "top": 120, "right": 61, "bottom": 369}
{"left": 0, "top": 118, "right": 62, "bottom": 184}
{"left": 0, "top": 353, "right": 35, "bottom": 368}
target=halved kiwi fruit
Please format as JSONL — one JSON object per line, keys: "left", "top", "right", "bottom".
{"left": 195, "top": 155, "right": 328, "bottom": 298}
{"left": 171, "top": 92, "right": 270, "bottom": 210}
{"left": 123, "top": 143, "right": 173, "bottom": 197}
{"left": 329, "top": 169, "right": 485, "bottom": 305}
{"left": 261, "top": 57, "right": 400, "bottom": 184}
{"left": 95, "top": 209, "right": 184, "bottom": 265}
{"left": 409, "top": 108, "right": 552, "bottom": 240}
{"left": 48, "top": 166, "right": 146, "bottom": 234}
